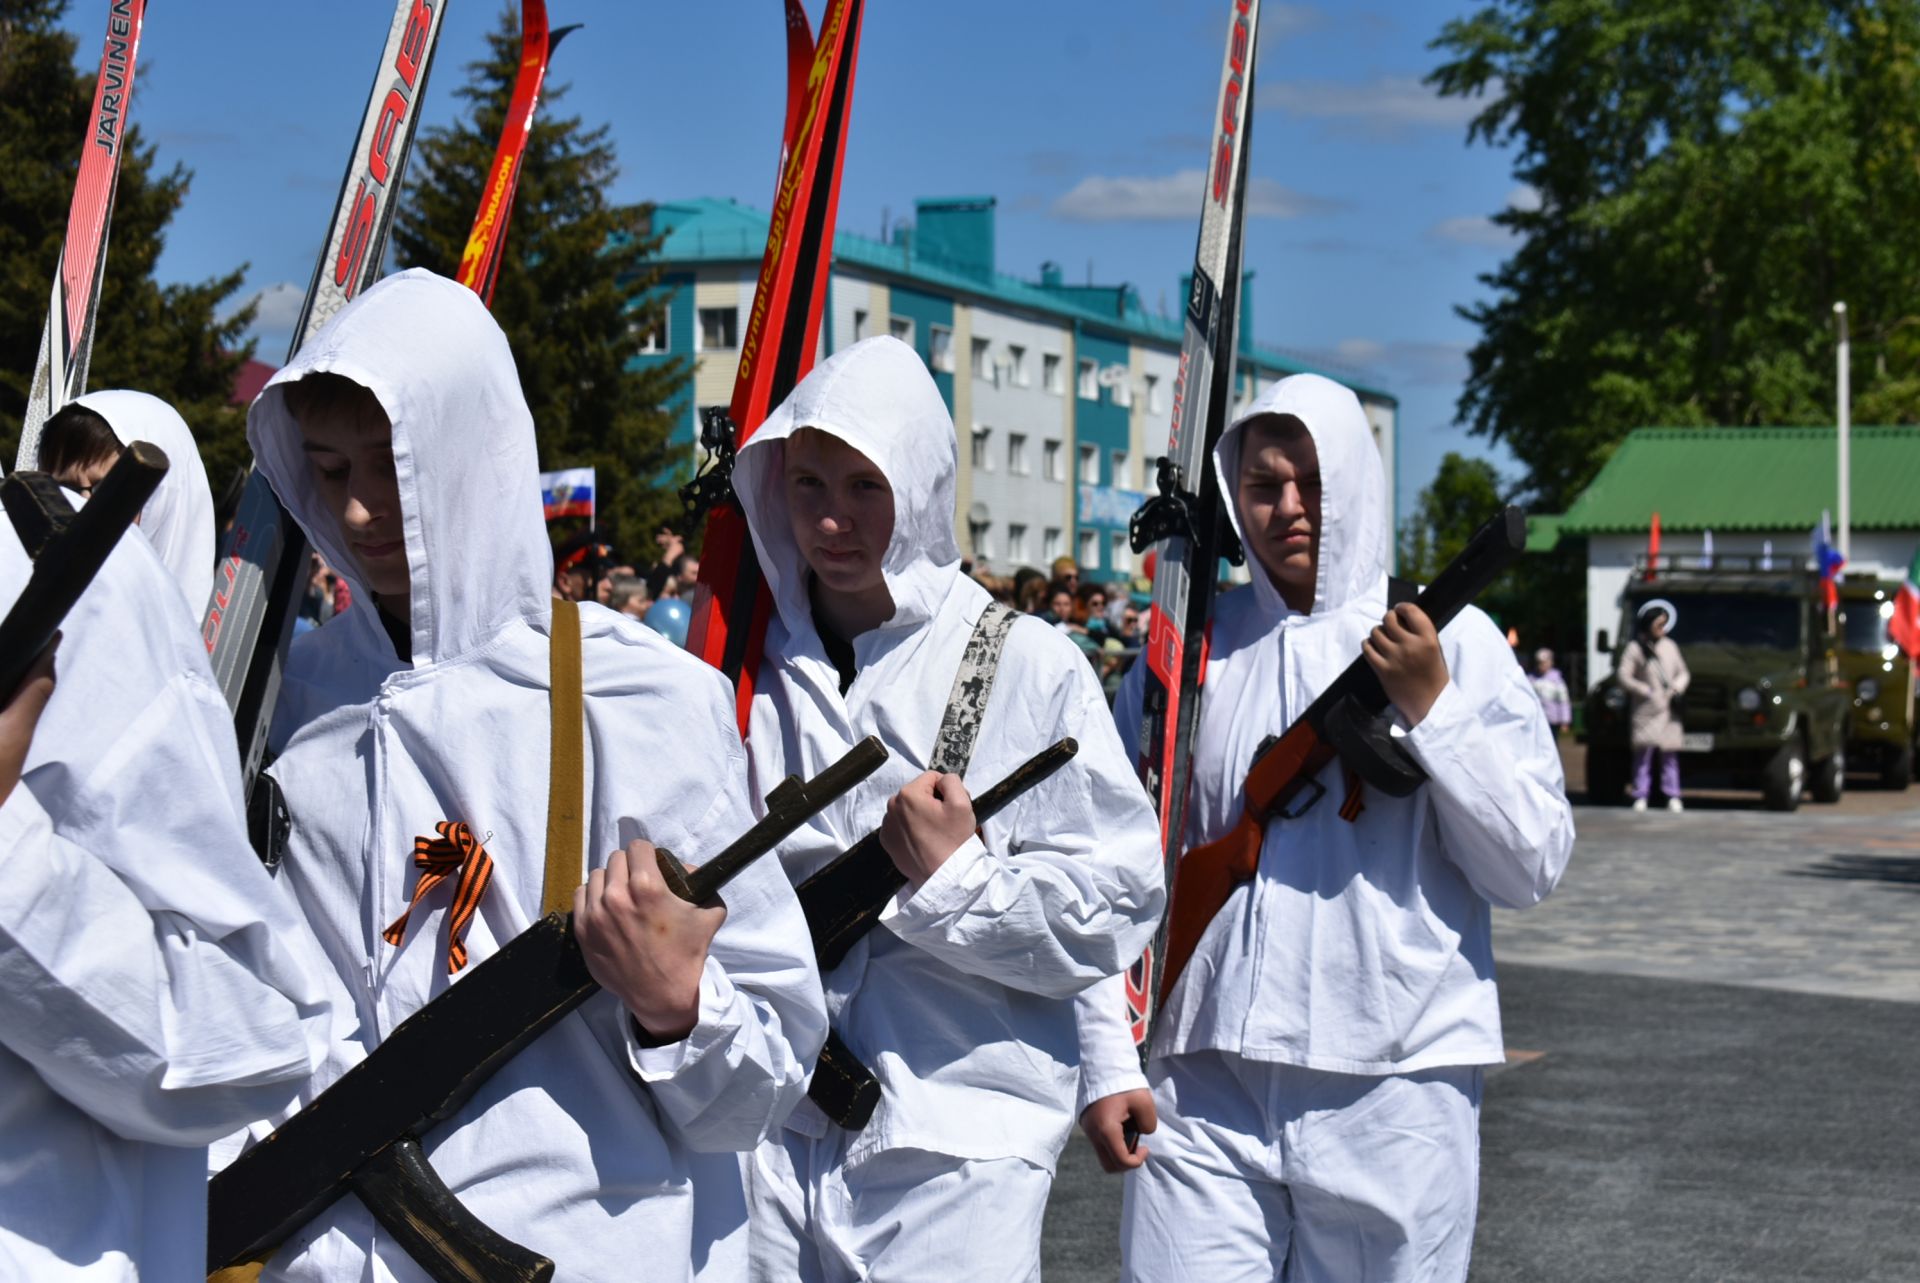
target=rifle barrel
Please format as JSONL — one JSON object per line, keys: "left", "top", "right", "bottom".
{"left": 685, "top": 735, "right": 886, "bottom": 901}
{"left": 0, "top": 443, "right": 167, "bottom": 696}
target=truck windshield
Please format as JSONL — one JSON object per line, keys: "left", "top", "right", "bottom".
{"left": 1838, "top": 598, "right": 1894, "bottom": 652}
{"left": 1626, "top": 593, "right": 1802, "bottom": 649}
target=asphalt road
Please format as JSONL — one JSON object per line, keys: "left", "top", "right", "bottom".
{"left": 1040, "top": 788, "right": 1920, "bottom": 1281}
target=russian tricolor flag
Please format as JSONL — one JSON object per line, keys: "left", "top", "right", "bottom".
{"left": 539, "top": 467, "right": 595, "bottom": 522}
{"left": 1813, "top": 510, "right": 1845, "bottom": 609}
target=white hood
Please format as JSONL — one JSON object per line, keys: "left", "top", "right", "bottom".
{"left": 73, "top": 388, "right": 215, "bottom": 616}
{"left": 1214, "top": 372, "right": 1389, "bottom": 617}
{"left": 246, "top": 268, "right": 552, "bottom": 666}
{"left": 732, "top": 335, "right": 962, "bottom": 648}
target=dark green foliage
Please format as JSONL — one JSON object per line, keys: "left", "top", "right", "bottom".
{"left": 1399, "top": 451, "right": 1581, "bottom": 665}
{"left": 389, "top": 4, "right": 687, "bottom": 558}
{"left": 1429, "top": 0, "right": 1920, "bottom": 512}
{"left": 1398, "top": 452, "right": 1505, "bottom": 584}
{"left": 0, "top": 0, "right": 255, "bottom": 486}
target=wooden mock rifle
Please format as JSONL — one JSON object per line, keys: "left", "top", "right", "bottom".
{"left": 206, "top": 737, "right": 888, "bottom": 1283}
{"left": 0, "top": 444, "right": 168, "bottom": 694}
{"left": 1150, "top": 507, "right": 1529, "bottom": 1011}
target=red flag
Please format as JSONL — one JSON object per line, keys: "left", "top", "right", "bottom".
{"left": 1891, "top": 545, "right": 1920, "bottom": 660}
{"left": 1646, "top": 511, "right": 1661, "bottom": 580}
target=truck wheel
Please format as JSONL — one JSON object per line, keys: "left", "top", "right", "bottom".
{"left": 1586, "top": 749, "right": 1627, "bottom": 806}
{"left": 1810, "top": 747, "right": 1845, "bottom": 804}
{"left": 1763, "top": 740, "right": 1805, "bottom": 812}
{"left": 1882, "top": 744, "right": 1914, "bottom": 791}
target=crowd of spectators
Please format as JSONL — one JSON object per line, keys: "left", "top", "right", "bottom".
{"left": 969, "top": 555, "right": 1145, "bottom": 701}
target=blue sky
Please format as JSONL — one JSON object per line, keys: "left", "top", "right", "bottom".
{"left": 59, "top": 0, "right": 1526, "bottom": 520}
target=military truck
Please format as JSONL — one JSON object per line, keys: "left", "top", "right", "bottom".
{"left": 1584, "top": 557, "right": 1852, "bottom": 811}
{"left": 1835, "top": 575, "right": 1915, "bottom": 789}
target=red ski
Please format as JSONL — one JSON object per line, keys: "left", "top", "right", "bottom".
{"left": 16, "top": 0, "right": 149, "bottom": 470}
{"left": 684, "top": 0, "right": 866, "bottom": 734}
{"left": 456, "top": 0, "right": 578, "bottom": 307}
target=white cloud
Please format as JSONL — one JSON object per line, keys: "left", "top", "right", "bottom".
{"left": 1427, "top": 187, "right": 1542, "bottom": 248}
{"left": 1260, "top": 74, "right": 1497, "bottom": 136}
{"left": 1429, "top": 215, "right": 1514, "bottom": 248}
{"left": 1265, "top": 4, "right": 1327, "bottom": 37}
{"left": 1301, "top": 338, "right": 1469, "bottom": 388}
{"left": 249, "top": 282, "right": 304, "bottom": 331}
{"left": 1507, "top": 183, "right": 1542, "bottom": 213}
{"left": 1051, "top": 170, "right": 1342, "bottom": 222}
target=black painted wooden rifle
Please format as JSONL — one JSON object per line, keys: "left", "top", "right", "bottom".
{"left": 206, "top": 736, "right": 888, "bottom": 1283}
{"left": 795, "top": 738, "right": 1080, "bottom": 1128}
{"left": 0, "top": 443, "right": 168, "bottom": 694}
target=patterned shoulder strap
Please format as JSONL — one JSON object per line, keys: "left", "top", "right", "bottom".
{"left": 928, "top": 602, "right": 1018, "bottom": 776}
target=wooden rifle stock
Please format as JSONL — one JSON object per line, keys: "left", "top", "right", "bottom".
{"left": 1150, "top": 506, "right": 1527, "bottom": 1011}
{"left": 1157, "top": 727, "right": 1335, "bottom": 1007}
{"left": 206, "top": 738, "right": 888, "bottom": 1283}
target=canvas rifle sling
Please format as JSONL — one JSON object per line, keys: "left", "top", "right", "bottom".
{"left": 542, "top": 598, "right": 586, "bottom": 915}
{"left": 807, "top": 601, "right": 1018, "bottom": 1127}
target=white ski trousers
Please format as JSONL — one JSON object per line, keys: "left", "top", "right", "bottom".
{"left": 747, "top": 1126, "right": 1052, "bottom": 1283}
{"left": 1120, "top": 1050, "right": 1483, "bottom": 1283}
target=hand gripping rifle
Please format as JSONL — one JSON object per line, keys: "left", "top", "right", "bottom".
{"left": 793, "top": 738, "right": 1080, "bottom": 1129}
{"left": 206, "top": 737, "right": 888, "bottom": 1283}
{"left": 0, "top": 444, "right": 168, "bottom": 694}
{"left": 1150, "top": 507, "right": 1528, "bottom": 1015}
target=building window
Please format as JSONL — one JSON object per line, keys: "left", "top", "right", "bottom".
{"left": 1043, "top": 439, "right": 1062, "bottom": 481}
{"left": 1078, "top": 358, "right": 1099, "bottom": 400}
{"left": 1078, "top": 444, "right": 1099, "bottom": 484}
{"left": 635, "top": 315, "right": 667, "bottom": 353}
{"left": 1043, "top": 353, "right": 1063, "bottom": 395}
{"left": 1008, "top": 432, "right": 1029, "bottom": 475}
{"left": 1145, "top": 372, "right": 1162, "bottom": 414}
{"left": 1008, "top": 523, "right": 1029, "bottom": 563}
{"left": 698, "top": 307, "right": 738, "bottom": 351}
{"left": 1043, "top": 528, "right": 1062, "bottom": 562}
{"left": 890, "top": 315, "right": 914, "bottom": 346}
{"left": 972, "top": 337, "right": 993, "bottom": 382}
{"left": 853, "top": 308, "right": 869, "bottom": 342}
{"left": 971, "top": 426, "right": 992, "bottom": 471}
{"left": 1110, "top": 370, "right": 1132, "bottom": 407}
{"left": 1077, "top": 528, "right": 1098, "bottom": 568}
{"left": 970, "top": 520, "right": 993, "bottom": 561}
{"left": 1008, "top": 343, "right": 1028, "bottom": 386}
{"left": 1110, "top": 532, "right": 1132, "bottom": 575}
{"left": 1112, "top": 449, "right": 1130, "bottom": 487}
{"left": 928, "top": 324, "right": 955, "bottom": 372}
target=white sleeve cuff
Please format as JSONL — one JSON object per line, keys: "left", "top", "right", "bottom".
{"left": 1076, "top": 1063, "right": 1151, "bottom": 1118}
{"left": 626, "top": 955, "right": 744, "bottom": 1081}
{"left": 1404, "top": 677, "right": 1473, "bottom": 756}
{"left": 878, "top": 833, "right": 989, "bottom": 929}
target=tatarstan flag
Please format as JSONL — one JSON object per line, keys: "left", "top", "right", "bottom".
{"left": 1890, "top": 545, "right": 1920, "bottom": 659}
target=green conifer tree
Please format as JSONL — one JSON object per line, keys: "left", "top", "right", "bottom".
{"left": 390, "top": 5, "right": 688, "bottom": 558}
{"left": 0, "top": 0, "right": 256, "bottom": 489}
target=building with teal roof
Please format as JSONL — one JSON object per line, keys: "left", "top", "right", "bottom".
{"left": 633, "top": 195, "right": 1400, "bottom": 583}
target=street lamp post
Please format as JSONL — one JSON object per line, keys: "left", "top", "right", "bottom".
{"left": 1835, "top": 301, "right": 1851, "bottom": 562}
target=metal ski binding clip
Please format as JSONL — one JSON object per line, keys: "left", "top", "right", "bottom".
{"left": 679, "top": 405, "right": 740, "bottom": 528}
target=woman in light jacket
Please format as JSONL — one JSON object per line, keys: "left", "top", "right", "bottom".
{"left": 1617, "top": 601, "right": 1691, "bottom": 812}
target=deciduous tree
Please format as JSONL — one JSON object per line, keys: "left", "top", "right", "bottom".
{"left": 1430, "top": 0, "right": 1920, "bottom": 510}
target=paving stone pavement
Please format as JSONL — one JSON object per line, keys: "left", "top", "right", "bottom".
{"left": 1493, "top": 798, "right": 1920, "bottom": 1004}
{"left": 1042, "top": 792, "right": 1920, "bottom": 1281}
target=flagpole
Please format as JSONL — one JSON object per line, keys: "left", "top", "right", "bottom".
{"left": 1835, "top": 301, "right": 1850, "bottom": 563}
